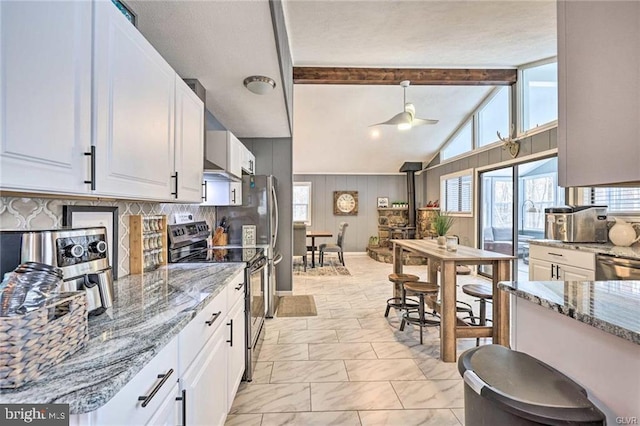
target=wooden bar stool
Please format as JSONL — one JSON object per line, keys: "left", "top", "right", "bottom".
{"left": 400, "top": 281, "right": 441, "bottom": 344}
{"left": 385, "top": 273, "right": 420, "bottom": 318}
{"left": 461, "top": 283, "right": 493, "bottom": 346}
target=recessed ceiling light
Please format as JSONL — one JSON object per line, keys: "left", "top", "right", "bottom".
{"left": 370, "top": 129, "right": 380, "bottom": 139}
{"left": 243, "top": 76, "right": 276, "bottom": 95}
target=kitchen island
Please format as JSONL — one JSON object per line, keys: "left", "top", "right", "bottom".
{"left": 0, "top": 263, "right": 245, "bottom": 414}
{"left": 499, "top": 279, "right": 640, "bottom": 423}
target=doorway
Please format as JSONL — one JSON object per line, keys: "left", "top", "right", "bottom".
{"left": 478, "top": 157, "right": 564, "bottom": 280}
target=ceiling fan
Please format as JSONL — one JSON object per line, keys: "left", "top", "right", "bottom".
{"left": 370, "top": 80, "right": 439, "bottom": 130}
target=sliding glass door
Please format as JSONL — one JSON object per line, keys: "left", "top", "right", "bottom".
{"left": 479, "top": 157, "right": 564, "bottom": 280}
{"left": 479, "top": 168, "right": 514, "bottom": 276}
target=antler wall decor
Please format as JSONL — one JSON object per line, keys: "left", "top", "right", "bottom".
{"left": 497, "top": 124, "right": 521, "bottom": 158}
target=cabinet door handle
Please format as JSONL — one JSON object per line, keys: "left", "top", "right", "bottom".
{"left": 176, "top": 389, "right": 186, "bottom": 426}
{"left": 231, "top": 188, "right": 236, "bottom": 204}
{"left": 172, "top": 172, "right": 179, "bottom": 198}
{"left": 235, "top": 282, "right": 244, "bottom": 291}
{"left": 171, "top": 172, "right": 179, "bottom": 199}
{"left": 249, "top": 159, "right": 253, "bottom": 172}
{"left": 202, "top": 181, "right": 207, "bottom": 202}
{"left": 550, "top": 264, "right": 555, "bottom": 279}
{"left": 227, "top": 319, "right": 233, "bottom": 346}
{"left": 84, "top": 146, "right": 96, "bottom": 190}
{"left": 548, "top": 252, "right": 564, "bottom": 257}
{"left": 556, "top": 265, "right": 561, "bottom": 279}
{"left": 138, "top": 368, "right": 174, "bottom": 408}
{"left": 205, "top": 311, "right": 222, "bottom": 326}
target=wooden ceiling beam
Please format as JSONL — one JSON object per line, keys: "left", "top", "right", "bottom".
{"left": 293, "top": 67, "right": 517, "bottom": 86}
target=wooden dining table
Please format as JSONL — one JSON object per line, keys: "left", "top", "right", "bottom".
{"left": 306, "top": 231, "right": 332, "bottom": 268}
{"left": 393, "top": 239, "right": 515, "bottom": 362}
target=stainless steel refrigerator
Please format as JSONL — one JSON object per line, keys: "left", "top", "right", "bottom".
{"left": 217, "top": 175, "right": 280, "bottom": 317}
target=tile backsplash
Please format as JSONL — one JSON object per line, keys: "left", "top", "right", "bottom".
{"left": 0, "top": 197, "right": 215, "bottom": 278}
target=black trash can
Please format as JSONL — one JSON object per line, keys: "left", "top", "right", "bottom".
{"left": 458, "top": 345, "right": 606, "bottom": 426}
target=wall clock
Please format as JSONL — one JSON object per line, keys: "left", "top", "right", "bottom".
{"left": 334, "top": 191, "right": 358, "bottom": 215}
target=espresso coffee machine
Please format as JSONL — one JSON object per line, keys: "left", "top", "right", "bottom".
{"left": 0, "top": 227, "right": 114, "bottom": 316}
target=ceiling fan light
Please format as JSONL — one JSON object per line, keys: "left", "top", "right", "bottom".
{"left": 397, "top": 122, "right": 412, "bottom": 131}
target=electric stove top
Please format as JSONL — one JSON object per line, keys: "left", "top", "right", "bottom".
{"left": 178, "top": 246, "right": 265, "bottom": 265}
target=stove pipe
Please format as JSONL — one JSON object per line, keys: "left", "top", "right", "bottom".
{"left": 399, "top": 162, "right": 422, "bottom": 236}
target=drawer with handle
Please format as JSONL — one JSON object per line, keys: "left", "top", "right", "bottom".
{"left": 529, "top": 244, "right": 595, "bottom": 270}
{"left": 178, "top": 288, "right": 227, "bottom": 372}
{"left": 227, "top": 269, "right": 245, "bottom": 309}
{"left": 92, "top": 337, "right": 178, "bottom": 426}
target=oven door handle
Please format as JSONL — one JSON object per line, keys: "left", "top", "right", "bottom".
{"left": 252, "top": 263, "right": 267, "bottom": 274}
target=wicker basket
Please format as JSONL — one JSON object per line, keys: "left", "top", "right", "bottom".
{"left": 0, "top": 292, "right": 88, "bottom": 388}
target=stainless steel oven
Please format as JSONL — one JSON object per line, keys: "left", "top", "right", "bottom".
{"left": 246, "top": 255, "right": 266, "bottom": 381}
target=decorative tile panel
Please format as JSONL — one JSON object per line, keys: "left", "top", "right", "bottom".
{"left": 0, "top": 197, "right": 215, "bottom": 278}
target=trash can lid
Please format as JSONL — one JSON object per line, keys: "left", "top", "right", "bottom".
{"left": 459, "top": 345, "right": 606, "bottom": 424}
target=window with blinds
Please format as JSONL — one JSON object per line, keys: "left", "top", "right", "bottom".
{"left": 293, "top": 182, "right": 312, "bottom": 225}
{"left": 441, "top": 170, "right": 473, "bottom": 215}
{"left": 583, "top": 187, "right": 640, "bottom": 213}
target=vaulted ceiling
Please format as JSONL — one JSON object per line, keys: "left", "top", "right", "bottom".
{"left": 128, "top": 0, "right": 557, "bottom": 174}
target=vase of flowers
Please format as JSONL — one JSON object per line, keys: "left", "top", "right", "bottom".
{"left": 433, "top": 211, "right": 455, "bottom": 248}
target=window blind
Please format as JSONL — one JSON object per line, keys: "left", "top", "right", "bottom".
{"left": 443, "top": 174, "right": 472, "bottom": 214}
{"left": 293, "top": 182, "right": 312, "bottom": 224}
{"left": 584, "top": 187, "right": 640, "bottom": 213}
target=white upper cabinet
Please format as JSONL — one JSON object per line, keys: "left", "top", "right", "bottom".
{"left": 93, "top": 0, "right": 175, "bottom": 200}
{"left": 0, "top": 1, "right": 92, "bottom": 194}
{"left": 174, "top": 77, "right": 204, "bottom": 202}
{"left": 205, "top": 131, "right": 243, "bottom": 180}
{"left": 557, "top": 0, "right": 640, "bottom": 187}
{"left": 202, "top": 178, "right": 242, "bottom": 206}
{"left": 241, "top": 145, "right": 256, "bottom": 175}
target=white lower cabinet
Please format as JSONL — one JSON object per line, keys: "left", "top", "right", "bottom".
{"left": 71, "top": 271, "right": 245, "bottom": 425}
{"left": 529, "top": 245, "right": 595, "bottom": 281}
{"left": 529, "top": 257, "right": 554, "bottom": 281}
{"left": 180, "top": 323, "right": 228, "bottom": 426}
{"left": 90, "top": 338, "right": 179, "bottom": 425}
{"left": 227, "top": 296, "right": 246, "bottom": 410}
{"left": 177, "top": 269, "right": 245, "bottom": 425}
{"left": 146, "top": 384, "right": 180, "bottom": 426}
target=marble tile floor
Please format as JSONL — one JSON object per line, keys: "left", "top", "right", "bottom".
{"left": 227, "top": 253, "right": 493, "bottom": 425}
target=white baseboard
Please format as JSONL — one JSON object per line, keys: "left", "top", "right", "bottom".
{"left": 276, "top": 290, "right": 293, "bottom": 296}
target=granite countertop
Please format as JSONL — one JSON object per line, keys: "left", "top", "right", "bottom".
{"left": 529, "top": 239, "right": 640, "bottom": 260}
{"left": 0, "top": 263, "right": 245, "bottom": 414}
{"left": 499, "top": 280, "right": 640, "bottom": 345}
